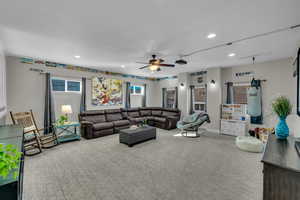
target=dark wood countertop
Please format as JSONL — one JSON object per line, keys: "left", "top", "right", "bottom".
{"left": 262, "top": 134, "right": 300, "bottom": 173}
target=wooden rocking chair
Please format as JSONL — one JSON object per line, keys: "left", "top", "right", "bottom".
{"left": 10, "top": 110, "right": 58, "bottom": 156}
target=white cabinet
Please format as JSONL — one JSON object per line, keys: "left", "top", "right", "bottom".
{"left": 220, "top": 119, "right": 248, "bottom": 137}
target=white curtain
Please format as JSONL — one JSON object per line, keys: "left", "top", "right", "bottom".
{"left": 0, "top": 43, "right": 6, "bottom": 119}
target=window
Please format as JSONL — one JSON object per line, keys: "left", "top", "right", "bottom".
{"left": 67, "top": 81, "right": 81, "bottom": 92}
{"left": 52, "top": 78, "right": 81, "bottom": 93}
{"left": 166, "top": 89, "right": 176, "bottom": 108}
{"left": 193, "top": 86, "right": 207, "bottom": 112}
{"left": 130, "top": 85, "right": 144, "bottom": 95}
{"left": 52, "top": 79, "right": 65, "bottom": 91}
{"left": 233, "top": 85, "right": 250, "bottom": 104}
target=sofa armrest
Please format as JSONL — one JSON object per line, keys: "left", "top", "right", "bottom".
{"left": 165, "top": 116, "right": 180, "bottom": 130}
{"left": 80, "top": 121, "right": 93, "bottom": 125}
{"left": 80, "top": 121, "right": 94, "bottom": 139}
{"left": 165, "top": 115, "right": 180, "bottom": 121}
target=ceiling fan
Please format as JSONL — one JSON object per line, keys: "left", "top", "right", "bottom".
{"left": 137, "top": 54, "right": 175, "bottom": 71}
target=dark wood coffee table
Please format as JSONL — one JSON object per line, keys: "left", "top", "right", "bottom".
{"left": 119, "top": 126, "right": 156, "bottom": 147}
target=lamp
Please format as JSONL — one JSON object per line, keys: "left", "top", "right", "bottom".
{"left": 61, "top": 105, "right": 72, "bottom": 122}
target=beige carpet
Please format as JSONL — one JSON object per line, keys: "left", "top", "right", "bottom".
{"left": 23, "top": 129, "right": 263, "bottom": 200}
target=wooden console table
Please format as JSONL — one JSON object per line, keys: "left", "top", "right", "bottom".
{"left": 261, "top": 134, "right": 300, "bottom": 200}
{"left": 0, "top": 125, "right": 24, "bottom": 200}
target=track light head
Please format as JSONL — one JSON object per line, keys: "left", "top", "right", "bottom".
{"left": 175, "top": 59, "right": 188, "bottom": 65}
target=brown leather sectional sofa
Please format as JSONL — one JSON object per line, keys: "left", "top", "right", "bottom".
{"left": 79, "top": 107, "right": 181, "bottom": 139}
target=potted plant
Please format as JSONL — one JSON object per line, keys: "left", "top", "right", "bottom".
{"left": 56, "top": 115, "right": 68, "bottom": 126}
{"left": 271, "top": 96, "right": 292, "bottom": 139}
{"left": 139, "top": 119, "right": 148, "bottom": 127}
{"left": 0, "top": 143, "right": 22, "bottom": 179}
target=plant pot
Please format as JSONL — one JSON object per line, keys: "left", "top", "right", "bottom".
{"left": 275, "top": 116, "right": 289, "bottom": 139}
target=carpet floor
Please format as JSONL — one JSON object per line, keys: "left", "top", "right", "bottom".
{"left": 23, "top": 129, "right": 263, "bottom": 200}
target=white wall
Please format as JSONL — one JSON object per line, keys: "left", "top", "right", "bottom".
{"left": 5, "top": 56, "right": 157, "bottom": 127}
{"left": 156, "top": 58, "right": 300, "bottom": 135}
{"left": 178, "top": 73, "right": 190, "bottom": 117}
{"left": 206, "top": 68, "right": 222, "bottom": 131}
{"left": 222, "top": 58, "right": 300, "bottom": 137}
{"left": 0, "top": 41, "right": 6, "bottom": 124}
{"left": 6, "top": 55, "right": 300, "bottom": 137}
{"left": 155, "top": 78, "right": 178, "bottom": 108}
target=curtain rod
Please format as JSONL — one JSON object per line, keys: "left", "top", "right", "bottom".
{"left": 223, "top": 79, "right": 267, "bottom": 85}
{"left": 29, "top": 68, "right": 149, "bottom": 83}
{"left": 30, "top": 68, "right": 92, "bottom": 80}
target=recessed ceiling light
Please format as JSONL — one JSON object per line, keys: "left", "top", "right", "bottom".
{"left": 74, "top": 55, "right": 80, "bottom": 59}
{"left": 121, "top": 65, "right": 125, "bottom": 68}
{"left": 207, "top": 33, "right": 216, "bottom": 39}
{"left": 228, "top": 53, "right": 236, "bottom": 57}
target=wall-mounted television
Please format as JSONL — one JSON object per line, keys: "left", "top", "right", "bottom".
{"left": 297, "top": 48, "right": 300, "bottom": 116}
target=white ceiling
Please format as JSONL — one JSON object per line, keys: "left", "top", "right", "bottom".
{"left": 0, "top": 0, "right": 300, "bottom": 77}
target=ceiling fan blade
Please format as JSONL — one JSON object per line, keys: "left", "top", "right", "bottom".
{"left": 139, "top": 65, "right": 149, "bottom": 69}
{"left": 136, "top": 61, "right": 149, "bottom": 64}
{"left": 159, "top": 64, "right": 175, "bottom": 67}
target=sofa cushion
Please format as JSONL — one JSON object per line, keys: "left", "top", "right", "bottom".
{"left": 140, "top": 110, "right": 151, "bottom": 116}
{"left": 129, "top": 117, "right": 145, "bottom": 123}
{"left": 93, "top": 122, "right": 114, "bottom": 130}
{"left": 152, "top": 110, "right": 162, "bottom": 116}
{"left": 81, "top": 110, "right": 105, "bottom": 116}
{"left": 154, "top": 117, "right": 167, "bottom": 123}
{"left": 82, "top": 115, "right": 106, "bottom": 124}
{"left": 80, "top": 110, "right": 107, "bottom": 123}
{"left": 105, "top": 109, "right": 123, "bottom": 122}
{"left": 145, "top": 116, "right": 155, "bottom": 120}
{"left": 113, "top": 120, "right": 130, "bottom": 127}
{"left": 128, "top": 111, "right": 140, "bottom": 118}
{"left": 120, "top": 108, "right": 128, "bottom": 118}
{"left": 162, "top": 111, "right": 178, "bottom": 117}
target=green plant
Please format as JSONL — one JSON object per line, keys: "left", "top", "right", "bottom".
{"left": 57, "top": 115, "right": 68, "bottom": 125}
{"left": 143, "top": 119, "right": 147, "bottom": 125}
{"left": 0, "top": 143, "right": 22, "bottom": 179}
{"left": 272, "top": 96, "right": 292, "bottom": 118}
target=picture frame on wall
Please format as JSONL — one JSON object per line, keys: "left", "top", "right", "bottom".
{"left": 91, "top": 77, "right": 123, "bottom": 106}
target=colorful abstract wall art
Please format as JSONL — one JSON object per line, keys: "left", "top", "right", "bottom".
{"left": 92, "top": 77, "right": 123, "bottom": 106}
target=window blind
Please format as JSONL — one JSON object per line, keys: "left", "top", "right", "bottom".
{"left": 233, "top": 85, "right": 249, "bottom": 104}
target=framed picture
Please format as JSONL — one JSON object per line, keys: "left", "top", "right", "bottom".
{"left": 92, "top": 77, "right": 123, "bottom": 106}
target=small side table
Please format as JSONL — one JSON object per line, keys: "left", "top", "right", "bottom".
{"left": 54, "top": 122, "right": 81, "bottom": 143}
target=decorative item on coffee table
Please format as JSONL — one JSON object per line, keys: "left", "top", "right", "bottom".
{"left": 138, "top": 119, "right": 148, "bottom": 128}
{"left": 271, "top": 96, "right": 292, "bottom": 140}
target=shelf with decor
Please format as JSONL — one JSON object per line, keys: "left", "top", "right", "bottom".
{"left": 220, "top": 104, "right": 249, "bottom": 137}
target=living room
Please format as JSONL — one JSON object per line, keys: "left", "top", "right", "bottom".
{"left": 1, "top": 1, "right": 300, "bottom": 200}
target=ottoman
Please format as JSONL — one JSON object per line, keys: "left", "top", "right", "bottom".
{"left": 119, "top": 126, "right": 156, "bottom": 147}
{"left": 235, "top": 136, "right": 264, "bottom": 153}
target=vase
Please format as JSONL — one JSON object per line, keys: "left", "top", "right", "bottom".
{"left": 275, "top": 116, "right": 289, "bottom": 139}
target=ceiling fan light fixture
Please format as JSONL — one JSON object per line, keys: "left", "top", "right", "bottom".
{"left": 149, "top": 65, "right": 159, "bottom": 71}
